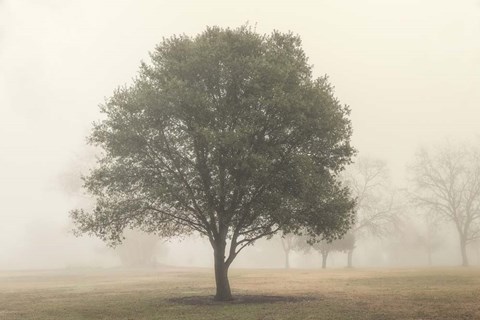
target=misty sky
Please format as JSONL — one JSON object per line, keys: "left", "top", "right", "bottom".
{"left": 0, "top": 0, "right": 479, "bottom": 269}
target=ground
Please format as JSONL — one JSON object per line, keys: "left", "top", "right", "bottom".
{"left": 1, "top": 267, "right": 479, "bottom": 319}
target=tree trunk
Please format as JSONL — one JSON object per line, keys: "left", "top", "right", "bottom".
{"left": 213, "top": 244, "right": 233, "bottom": 301}
{"left": 460, "top": 236, "right": 469, "bottom": 267}
{"left": 285, "top": 249, "right": 290, "bottom": 269}
{"left": 347, "top": 249, "right": 354, "bottom": 268}
{"left": 321, "top": 252, "right": 328, "bottom": 269}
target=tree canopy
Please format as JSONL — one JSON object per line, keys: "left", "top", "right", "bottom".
{"left": 71, "top": 26, "right": 356, "bottom": 300}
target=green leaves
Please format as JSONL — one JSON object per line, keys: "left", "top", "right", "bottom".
{"left": 71, "top": 25, "right": 356, "bottom": 252}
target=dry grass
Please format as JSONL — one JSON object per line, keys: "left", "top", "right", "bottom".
{"left": 1, "top": 267, "right": 479, "bottom": 319}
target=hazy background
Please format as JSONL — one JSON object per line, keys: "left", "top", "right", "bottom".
{"left": 1, "top": 0, "right": 479, "bottom": 270}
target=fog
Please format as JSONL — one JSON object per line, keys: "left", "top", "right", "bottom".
{"left": 1, "top": 0, "right": 480, "bottom": 271}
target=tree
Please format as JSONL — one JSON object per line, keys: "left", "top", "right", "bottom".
{"left": 70, "top": 26, "right": 356, "bottom": 301}
{"left": 385, "top": 213, "right": 443, "bottom": 267}
{"left": 416, "top": 208, "right": 443, "bottom": 266}
{"left": 410, "top": 142, "right": 480, "bottom": 266}
{"left": 280, "top": 234, "right": 295, "bottom": 269}
{"left": 295, "top": 233, "right": 355, "bottom": 268}
{"left": 115, "top": 230, "right": 163, "bottom": 268}
{"left": 342, "top": 157, "right": 399, "bottom": 267}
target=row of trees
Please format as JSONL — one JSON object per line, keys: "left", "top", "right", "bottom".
{"left": 280, "top": 142, "right": 480, "bottom": 269}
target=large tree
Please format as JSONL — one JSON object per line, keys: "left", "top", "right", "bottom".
{"left": 410, "top": 142, "right": 480, "bottom": 266}
{"left": 71, "top": 26, "right": 356, "bottom": 300}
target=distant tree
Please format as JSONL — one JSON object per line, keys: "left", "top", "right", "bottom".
{"left": 280, "top": 233, "right": 306, "bottom": 269}
{"left": 115, "top": 230, "right": 162, "bottom": 268}
{"left": 70, "top": 26, "right": 356, "bottom": 300}
{"left": 386, "top": 212, "right": 443, "bottom": 267}
{"left": 342, "top": 157, "right": 399, "bottom": 267}
{"left": 280, "top": 234, "right": 296, "bottom": 269}
{"left": 416, "top": 209, "right": 443, "bottom": 266}
{"left": 295, "top": 233, "right": 355, "bottom": 268}
{"left": 410, "top": 142, "right": 480, "bottom": 266}
{"left": 318, "top": 233, "right": 355, "bottom": 269}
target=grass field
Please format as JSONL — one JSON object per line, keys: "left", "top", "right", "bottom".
{"left": 1, "top": 267, "right": 479, "bottom": 319}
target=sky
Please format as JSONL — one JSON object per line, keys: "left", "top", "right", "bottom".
{"left": 0, "top": 0, "right": 479, "bottom": 269}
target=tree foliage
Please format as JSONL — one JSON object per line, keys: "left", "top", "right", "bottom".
{"left": 70, "top": 26, "right": 356, "bottom": 300}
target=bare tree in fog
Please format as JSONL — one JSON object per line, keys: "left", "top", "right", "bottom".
{"left": 386, "top": 209, "right": 444, "bottom": 267}
{"left": 411, "top": 142, "right": 480, "bottom": 266}
{"left": 70, "top": 26, "right": 356, "bottom": 301}
{"left": 342, "top": 157, "right": 399, "bottom": 267}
